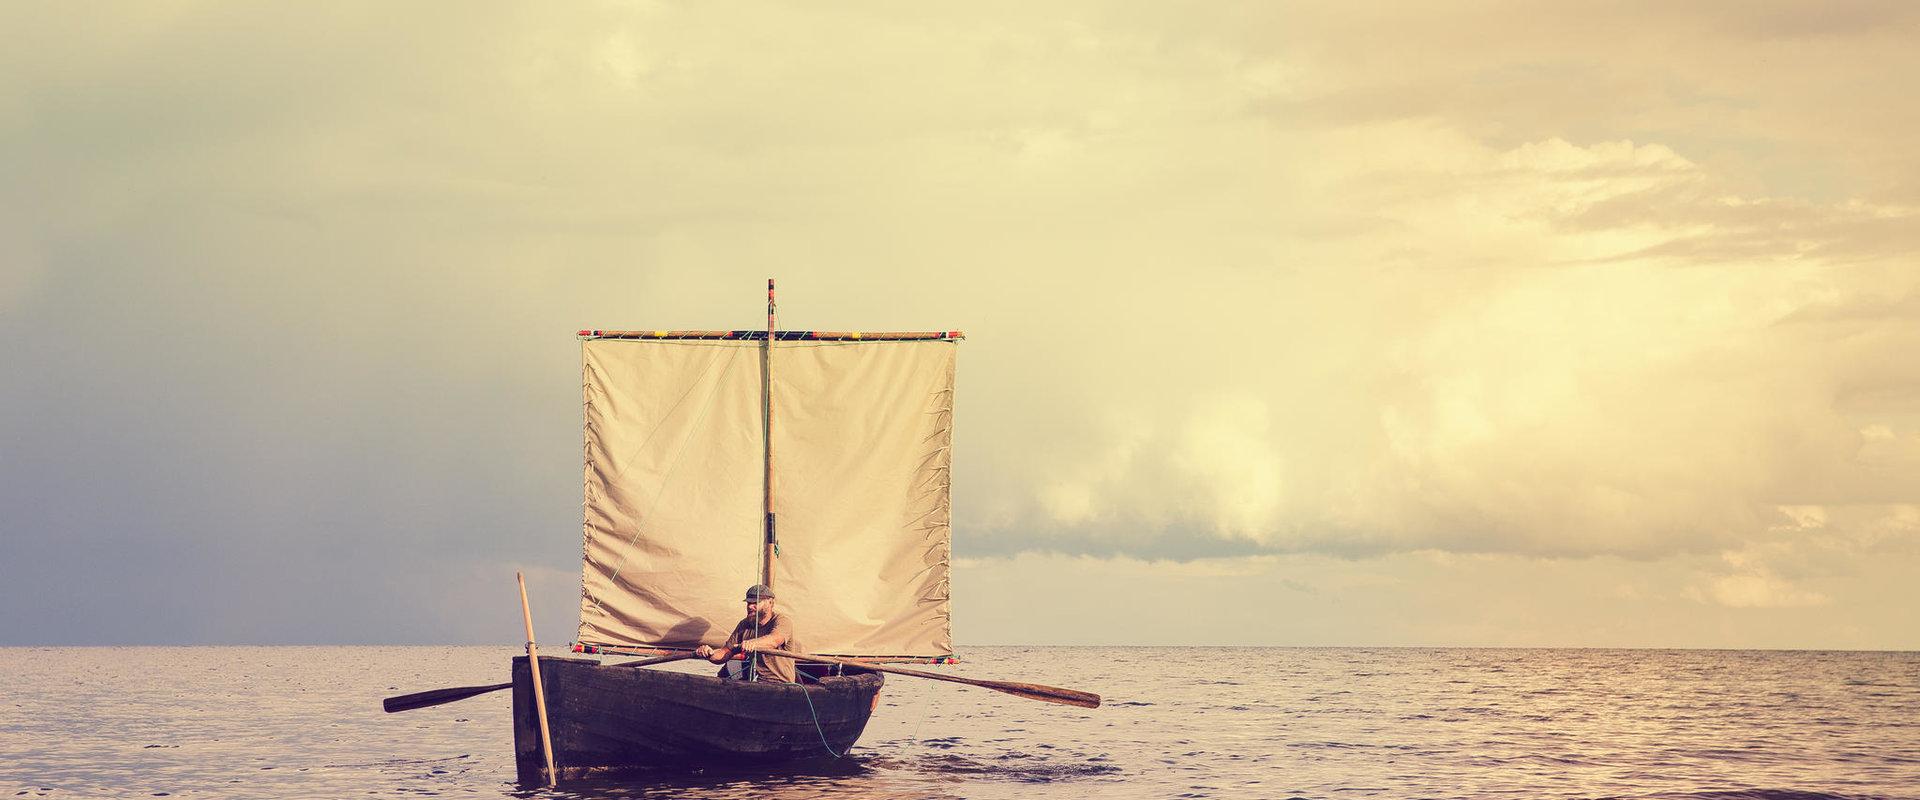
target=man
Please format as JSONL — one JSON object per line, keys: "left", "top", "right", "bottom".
{"left": 694, "top": 584, "right": 800, "bottom": 683}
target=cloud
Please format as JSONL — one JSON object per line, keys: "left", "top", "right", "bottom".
{"left": 968, "top": 131, "right": 1920, "bottom": 566}
{"left": 1696, "top": 573, "right": 1830, "bottom": 609}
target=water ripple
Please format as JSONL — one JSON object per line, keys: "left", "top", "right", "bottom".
{"left": 2, "top": 647, "right": 1917, "bottom": 799}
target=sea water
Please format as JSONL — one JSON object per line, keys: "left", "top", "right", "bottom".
{"left": 2, "top": 646, "right": 1916, "bottom": 799}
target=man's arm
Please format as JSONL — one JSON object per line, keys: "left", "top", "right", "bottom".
{"left": 695, "top": 626, "right": 745, "bottom": 663}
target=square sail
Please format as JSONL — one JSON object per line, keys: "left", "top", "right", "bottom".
{"left": 577, "top": 337, "right": 957, "bottom": 660}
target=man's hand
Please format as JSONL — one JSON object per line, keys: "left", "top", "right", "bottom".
{"left": 694, "top": 644, "right": 715, "bottom": 659}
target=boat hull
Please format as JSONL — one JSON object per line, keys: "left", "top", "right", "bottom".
{"left": 510, "top": 656, "right": 884, "bottom": 782}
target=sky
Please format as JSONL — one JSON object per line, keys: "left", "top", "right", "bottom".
{"left": 3, "top": 1, "right": 1917, "bottom": 649}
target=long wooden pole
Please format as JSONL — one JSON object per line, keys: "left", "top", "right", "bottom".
{"left": 381, "top": 653, "right": 696, "bottom": 714}
{"left": 516, "top": 572, "right": 559, "bottom": 788}
{"left": 761, "top": 278, "right": 777, "bottom": 590}
{"left": 759, "top": 649, "right": 1101, "bottom": 708}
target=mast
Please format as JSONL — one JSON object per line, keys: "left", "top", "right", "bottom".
{"left": 762, "top": 278, "right": 777, "bottom": 589}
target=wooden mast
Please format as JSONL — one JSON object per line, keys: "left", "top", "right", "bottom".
{"left": 762, "top": 278, "right": 776, "bottom": 590}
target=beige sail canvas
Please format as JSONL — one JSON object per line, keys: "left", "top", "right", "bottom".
{"left": 577, "top": 338, "right": 956, "bottom": 659}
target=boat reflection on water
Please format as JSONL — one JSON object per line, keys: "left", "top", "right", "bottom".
{"left": 503, "top": 751, "right": 914, "bottom": 800}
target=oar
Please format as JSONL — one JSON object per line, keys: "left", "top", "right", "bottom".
{"left": 759, "top": 648, "right": 1100, "bottom": 708}
{"left": 382, "top": 681, "right": 513, "bottom": 714}
{"left": 381, "top": 652, "right": 697, "bottom": 713}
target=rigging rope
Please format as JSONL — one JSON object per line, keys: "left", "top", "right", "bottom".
{"left": 798, "top": 677, "right": 845, "bottom": 759}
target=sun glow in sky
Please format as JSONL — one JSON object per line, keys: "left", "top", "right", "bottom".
{"left": 4, "top": 2, "right": 1918, "bottom": 648}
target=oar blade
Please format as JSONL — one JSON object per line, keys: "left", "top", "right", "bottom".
{"left": 382, "top": 682, "right": 512, "bottom": 713}
{"left": 991, "top": 681, "right": 1101, "bottom": 709}
{"left": 383, "top": 653, "right": 692, "bottom": 714}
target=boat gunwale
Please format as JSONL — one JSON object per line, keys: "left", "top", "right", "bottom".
{"left": 526, "top": 655, "right": 884, "bottom": 695}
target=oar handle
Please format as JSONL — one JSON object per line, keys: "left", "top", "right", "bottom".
{"left": 758, "top": 649, "right": 1101, "bottom": 709}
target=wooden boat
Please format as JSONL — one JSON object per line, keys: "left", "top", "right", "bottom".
{"left": 513, "top": 281, "right": 964, "bottom": 782}
{"left": 511, "top": 656, "right": 885, "bottom": 781}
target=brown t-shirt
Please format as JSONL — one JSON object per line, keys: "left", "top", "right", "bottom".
{"left": 724, "top": 611, "right": 799, "bottom": 683}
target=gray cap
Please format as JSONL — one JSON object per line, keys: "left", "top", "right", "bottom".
{"left": 744, "top": 584, "right": 775, "bottom": 601}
